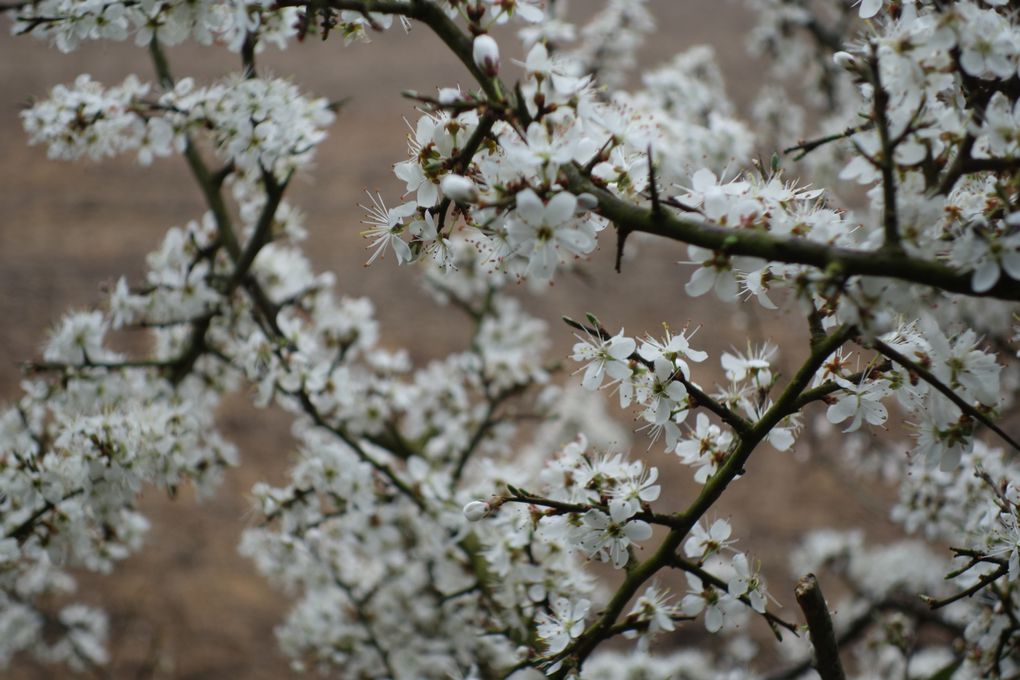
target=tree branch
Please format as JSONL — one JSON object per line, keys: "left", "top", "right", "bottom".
{"left": 783, "top": 123, "right": 872, "bottom": 161}
{"left": 794, "top": 574, "right": 847, "bottom": 680}
{"left": 923, "top": 563, "right": 1009, "bottom": 610}
{"left": 503, "top": 491, "right": 685, "bottom": 531}
{"left": 870, "top": 337, "right": 1020, "bottom": 454}
{"left": 542, "top": 326, "right": 854, "bottom": 676}
{"left": 866, "top": 48, "right": 902, "bottom": 252}
{"left": 563, "top": 163, "right": 1020, "bottom": 301}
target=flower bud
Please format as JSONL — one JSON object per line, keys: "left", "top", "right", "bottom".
{"left": 441, "top": 174, "right": 479, "bottom": 204}
{"left": 832, "top": 51, "right": 857, "bottom": 70}
{"left": 437, "top": 87, "right": 465, "bottom": 105}
{"left": 463, "top": 500, "right": 491, "bottom": 522}
{"left": 577, "top": 192, "right": 599, "bottom": 212}
{"left": 473, "top": 34, "right": 500, "bottom": 78}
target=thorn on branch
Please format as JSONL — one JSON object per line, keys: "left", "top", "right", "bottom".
{"left": 561, "top": 315, "right": 610, "bottom": 341}
{"left": 328, "top": 96, "right": 352, "bottom": 113}
{"left": 614, "top": 226, "right": 630, "bottom": 274}
{"left": 646, "top": 144, "right": 661, "bottom": 218}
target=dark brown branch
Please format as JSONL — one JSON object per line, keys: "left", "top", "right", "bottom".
{"left": 866, "top": 49, "right": 902, "bottom": 252}
{"left": 0, "top": 0, "right": 33, "bottom": 11}
{"left": 923, "top": 563, "right": 1009, "bottom": 610}
{"left": 783, "top": 124, "right": 872, "bottom": 161}
{"left": 452, "top": 383, "right": 524, "bottom": 484}
{"left": 226, "top": 169, "right": 289, "bottom": 292}
{"left": 870, "top": 338, "right": 1020, "bottom": 453}
{"left": 764, "top": 595, "right": 960, "bottom": 680}
{"left": 292, "top": 388, "right": 425, "bottom": 509}
{"left": 275, "top": 0, "right": 503, "bottom": 103}
{"left": 795, "top": 574, "right": 847, "bottom": 680}
{"left": 5, "top": 489, "right": 84, "bottom": 544}
{"left": 503, "top": 492, "right": 685, "bottom": 531}
{"left": 544, "top": 327, "right": 855, "bottom": 677}
{"left": 561, "top": 164, "right": 1020, "bottom": 301}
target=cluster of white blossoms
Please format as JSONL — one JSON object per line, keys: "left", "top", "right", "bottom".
{"left": 0, "top": 330, "right": 237, "bottom": 668}
{"left": 23, "top": 72, "right": 334, "bottom": 179}
{"left": 5, "top": 0, "right": 1020, "bottom": 678}
{"left": 11, "top": 0, "right": 301, "bottom": 51}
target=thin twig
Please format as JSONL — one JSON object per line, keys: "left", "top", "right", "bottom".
{"left": 561, "top": 316, "right": 754, "bottom": 437}
{"left": 504, "top": 492, "right": 685, "bottom": 530}
{"left": 783, "top": 123, "right": 872, "bottom": 161}
{"left": 923, "top": 563, "right": 1008, "bottom": 610}
{"left": 871, "top": 338, "right": 1020, "bottom": 453}
{"left": 672, "top": 556, "right": 799, "bottom": 638}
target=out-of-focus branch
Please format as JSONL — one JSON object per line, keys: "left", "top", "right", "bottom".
{"left": 794, "top": 574, "right": 847, "bottom": 680}
{"left": 923, "top": 562, "right": 1009, "bottom": 610}
{"left": 783, "top": 123, "right": 872, "bottom": 160}
{"left": 866, "top": 48, "right": 902, "bottom": 252}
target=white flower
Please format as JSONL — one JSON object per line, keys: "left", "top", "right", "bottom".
{"left": 44, "top": 310, "right": 113, "bottom": 364}
{"left": 676, "top": 414, "right": 733, "bottom": 484}
{"left": 519, "top": 43, "right": 587, "bottom": 95}
{"left": 914, "top": 393, "right": 971, "bottom": 472}
{"left": 643, "top": 358, "right": 688, "bottom": 426}
{"left": 394, "top": 159, "right": 439, "bottom": 208}
{"left": 926, "top": 324, "right": 1001, "bottom": 407}
{"left": 684, "top": 246, "right": 739, "bottom": 300}
{"left": 638, "top": 327, "right": 708, "bottom": 374}
{"left": 684, "top": 518, "right": 734, "bottom": 559}
{"left": 741, "top": 266, "right": 778, "bottom": 309}
{"left": 682, "top": 168, "right": 749, "bottom": 222}
{"left": 627, "top": 584, "right": 678, "bottom": 637}
{"left": 536, "top": 597, "right": 591, "bottom": 655}
{"left": 578, "top": 499, "right": 653, "bottom": 569}
{"left": 680, "top": 574, "right": 740, "bottom": 633}
{"left": 949, "top": 228, "right": 1020, "bottom": 294}
{"left": 727, "top": 553, "right": 767, "bottom": 613}
{"left": 720, "top": 343, "right": 776, "bottom": 386}
{"left": 989, "top": 513, "right": 1020, "bottom": 581}
{"left": 612, "top": 464, "right": 661, "bottom": 517}
{"left": 507, "top": 189, "right": 595, "bottom": 281}
{"left": 826, "top": 375, "right": 892, "bottom": 432}
{"left": 571, "top": 329, "right": 635, "bottom": 391}
{"left": 359, "top": 192, "right": 416, "bottom": 265}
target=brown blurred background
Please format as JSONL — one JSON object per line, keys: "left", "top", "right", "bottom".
{"left": 1, "top": 3, "right": 899, "bottom": 677}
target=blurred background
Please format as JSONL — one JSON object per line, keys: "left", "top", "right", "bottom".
{"left": 1, "top": 3, "right": 899, "bottom": 677}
